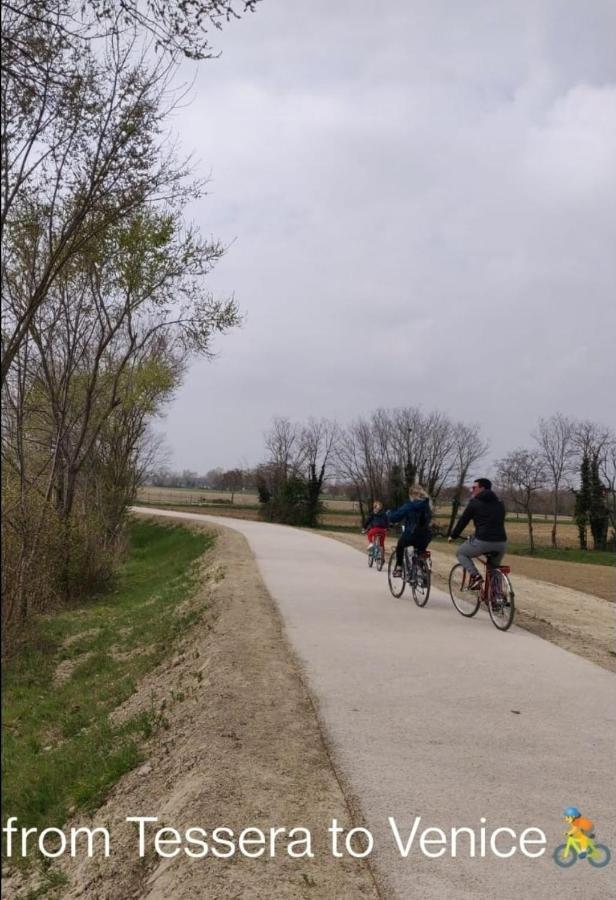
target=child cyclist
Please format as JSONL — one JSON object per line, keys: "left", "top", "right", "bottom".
{"left": 363, "top": 501, "right": 389, "bottom": 555}
{"left": 387, "top": 484, "right": 432, "bottom": 577}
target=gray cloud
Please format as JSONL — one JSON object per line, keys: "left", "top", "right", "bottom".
{"left": 160, "top": 0, "right": 616, "bottom": 472}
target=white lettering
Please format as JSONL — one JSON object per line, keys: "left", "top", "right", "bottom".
{"left": 185, "top": 827, "right": 208, "bottom": 859}
{"left": 519, "top": 828, "right": 547, "bottom": 858}
{"left": 329, "top": 818, "right": 344, "bottom": 858}
{"left": 211, "top": 827, "right": 235, "bottom": 859}
{"left": 388, "top": 816, "right": 422, "bottom": 858}
{"left": 126, "top": 816, "right": 158, "bottom": 857}
{"left": 2, "top": 818, "right": 18, "bottom": 857}
{"left": 479, "top": 817, "right": 487, "bottom": 857}
{"left": 345, "top": 827, "right": 373, "bottom": 859}
{"left": 490, "top": 827, "right": 517, "bottom": 859}
{"left": 287, "top": 827, "right": 314, "bottom": 859}
{"left": 154, "top": 827, "right": 182, "bottom": 858}
{"left": 419, "top": 827, "right": 447, "bottom": 858}
{"left": 21, "top": 827, "right": 38, "bottom": 857}
{"left": 238, "top": 828, "right": 266, "bottom": 858}
{"left": 39, "top": 827, "right": 67, "bottom": 859}
{"left": 70, "top": 827, "right": 110, "bottom": 858}
{"left": 451, "top": 826, "right": 476, "bottom": 858}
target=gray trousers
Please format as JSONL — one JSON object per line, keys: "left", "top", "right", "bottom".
{"left": 457, "top": 536, "right": 507, "bottom": 576}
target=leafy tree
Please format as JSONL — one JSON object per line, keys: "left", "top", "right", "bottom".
{"left": 589, "top": 457, "right": 609, "bottom": 551}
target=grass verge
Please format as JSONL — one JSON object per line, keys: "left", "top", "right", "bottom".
{"left": 1, "top": 520, "right": 211, "bottom": 863}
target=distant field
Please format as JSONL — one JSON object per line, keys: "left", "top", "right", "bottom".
{"left": 137, "top": 487, "right": 583, "bottom": 550}
{"left": 139, "top": 486, "right": 361, "bottom": 511}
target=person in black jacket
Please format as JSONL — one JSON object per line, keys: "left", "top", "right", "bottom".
{"left": 448, "top": 478, "right": 507, "bottom": 590}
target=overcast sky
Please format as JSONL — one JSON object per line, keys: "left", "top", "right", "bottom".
{"left": 160, "top": 0, "right": 616, "bottom": 474}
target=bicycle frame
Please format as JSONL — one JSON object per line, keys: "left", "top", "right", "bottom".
{"left": 405, "top": 548, "right": 431, "bottom": 581}
{"left": 480, "top": 562, "right": 508, "bottom": 604}
{"left": 449, "top": 549, "right": 515, "bottom": 631}
{"left": 562, "top": 833, "right": 598, "bottom": 858}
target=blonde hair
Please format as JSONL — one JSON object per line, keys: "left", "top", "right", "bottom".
{"left": 408, "top": 483, "right": 430, "bottom": 504}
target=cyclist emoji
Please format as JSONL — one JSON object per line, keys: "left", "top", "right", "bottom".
{"left": 553, "top": 807, "right": 611, "bottom": 868}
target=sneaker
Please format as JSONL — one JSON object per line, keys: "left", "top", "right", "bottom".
{"left": 468, "top": 575, "right": 483, "bottom": 591}
{"left": 367, "top": 543, "right": 374, "bottom": 550}
{"left": 392, "top": 567, "right": 403, "bottom": 578}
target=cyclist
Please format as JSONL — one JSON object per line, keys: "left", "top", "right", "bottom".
{"left": 387, "top": 484, "right": 432, "bottom": 577}
{"left": 563, "top": 807, "right": 594, "bottom": 857}
{"left": 362, "top": 501, "right": 389, "bottom": 556}
{"left": 448, "top": 478, "right": 507, "bottom": 590}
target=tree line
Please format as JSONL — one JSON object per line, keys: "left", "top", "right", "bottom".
{"left": 248, "top": 411, "right": 615, "bottom": 552}
{"left": 1, "top": 0, "right": 258, "bottom": 639}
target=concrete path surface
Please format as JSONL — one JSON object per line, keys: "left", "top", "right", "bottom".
{"left": 134, "top": 509, "right": 616, "bottom": 900}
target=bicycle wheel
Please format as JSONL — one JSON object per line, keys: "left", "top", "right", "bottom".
{"left": 388, "top": 550, "right": 406, "bottom": 597}
{"left": 587, "top": 844, "right": 611, "bottom": 867}
{"left": 449, "top": 564, "right": 480, "bottom": 617}
{"left": 487, "top": 570, "right": 515, "bottom": 631}
{"left": 412, "top": 559, "right": 431, "bottom": 607}
{"left": 553, "top": 844, "right": 578, "bottom": 867}
{"left": 376, "top": 546, "right": 385, "bottom": 572}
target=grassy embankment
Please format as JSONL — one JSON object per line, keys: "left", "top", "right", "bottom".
{"left": 2, "top": 520, "right": 211, "bottom": 866}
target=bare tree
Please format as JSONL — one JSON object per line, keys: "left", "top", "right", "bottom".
{"left": 335, "top": 416, "right": 388, "bottom": 519}
{"left": 300, "top": 418, "right": 339, "bottom": 526}
{"left": 446, "top": 423, "right": 489, "bottom": 536}
{"left": 533, "top": 413, "right": 576, "bottom": 548}
{"left": 497, "top": 449, "right": 547, "bottom": 553}
{"left": 264, "top": 417, "right": 304, "bottom": 486}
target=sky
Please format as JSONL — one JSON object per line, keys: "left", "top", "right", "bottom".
{"left": 159, "top": 0, "right": 616, "bottom": 474}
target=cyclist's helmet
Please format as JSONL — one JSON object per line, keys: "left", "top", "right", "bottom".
{"left": 564, "top": 807, "right": 581, "bottom": 818}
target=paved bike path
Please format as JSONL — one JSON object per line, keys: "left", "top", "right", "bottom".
{"left": 134, "top": 509, "right": 616, "bottom": 900}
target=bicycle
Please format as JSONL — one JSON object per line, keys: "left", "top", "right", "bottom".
{"left": 553, "top": 832, "right": 611, "bottom": 868}
{"left": 367, "top": 538, "right": 386, "bottom": 572}
{"left": 448, "top": 552, "right": 515, "bottom": 631}
{"left": 387, "top": 547, "right": 432, "bottom": 607}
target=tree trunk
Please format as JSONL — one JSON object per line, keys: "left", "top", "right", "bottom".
{"left": 447, "top": 488, "right": 462, "bottom": 536}
{"left": 551, "top": 489, "right": 559, "bottom": 549}
{"left": 527, "top": 511, "right": 535, "bottom": 554}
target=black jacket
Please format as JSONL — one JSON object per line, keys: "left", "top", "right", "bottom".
{"left": 451, "top": 490, "right": 507, "bottom": 542}
{"left": 364, "top": 510, "right": 389, "bottom": 530}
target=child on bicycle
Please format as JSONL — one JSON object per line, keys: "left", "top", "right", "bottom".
{"left": 387, "top": 484, "right": 432, "bottom": 577}
{"left": 363, "top": 501, "right": 389, "bottom": 554}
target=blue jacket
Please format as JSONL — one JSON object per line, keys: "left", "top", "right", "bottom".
{"left": 387, "top": 498, "right": 432, "bottom": 535}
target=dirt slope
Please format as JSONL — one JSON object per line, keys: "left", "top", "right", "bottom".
{"left": 10, "top": 524, "right": 378, "bottom": 900}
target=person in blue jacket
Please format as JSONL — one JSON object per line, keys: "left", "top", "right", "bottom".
{"left": 387, "top": 484, "right": 432, "bottom": 577}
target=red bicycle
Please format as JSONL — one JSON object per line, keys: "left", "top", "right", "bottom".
{"left": 448, "top": 553, "right": 515, "bottom": 631}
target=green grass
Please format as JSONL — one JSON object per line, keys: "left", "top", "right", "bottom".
{"left": 506, "top": 545, "right": 616, "bottom": 566}
{"left": 1, "top": 520, "right": 211, "bottom": 862}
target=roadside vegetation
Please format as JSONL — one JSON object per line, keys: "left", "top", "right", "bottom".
{"left": 1, "top": 520, "right": 211, "bottom": 861}
{"left": 1, "top": 2, "right": 256, "bottom": 645}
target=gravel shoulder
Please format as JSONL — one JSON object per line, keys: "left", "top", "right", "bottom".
{"left": 322, "top": 531, "right": 616, "bottom": 674}
{"left": 9, "top": 521, "right": 378, "bottom": 900}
